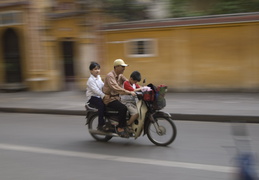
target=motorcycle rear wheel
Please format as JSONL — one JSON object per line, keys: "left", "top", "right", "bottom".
{"left": 88, "top": 114, "right": 113, "bottom": 142}
{"left": 147, "top": 116, "right": 177, "bottom": 146}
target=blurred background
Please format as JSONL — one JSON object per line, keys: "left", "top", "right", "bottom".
{"left": 0, "top": 0, "right": 259, "bottom": 92}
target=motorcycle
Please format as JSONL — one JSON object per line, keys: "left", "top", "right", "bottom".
{"left": 85, "top": 84, "right": 177, "bottom": 146}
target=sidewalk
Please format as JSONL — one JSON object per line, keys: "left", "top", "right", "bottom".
{"left": 0, "top": 91, "right": 259, "bottom": 123}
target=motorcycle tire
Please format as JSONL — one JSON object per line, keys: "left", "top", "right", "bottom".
{"left": 147, "top": 116, "right": 177, "bottom": 146}
{"left": 88, "top": 114, "right": 113, "bottom": 142}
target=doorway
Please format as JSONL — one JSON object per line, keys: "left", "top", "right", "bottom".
{"left": 61, "top": 41, "right": 75, "bottom": 90}
{"left": 3, "top": 28, "right": 22, "bottom": 83}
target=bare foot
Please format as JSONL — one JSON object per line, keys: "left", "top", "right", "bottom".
{"left": 117, "top": 127, "right": 124, "bottom": 132}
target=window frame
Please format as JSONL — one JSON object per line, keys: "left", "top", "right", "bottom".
{"left": 125, "top": 38, "right": 157, "bottom": 58}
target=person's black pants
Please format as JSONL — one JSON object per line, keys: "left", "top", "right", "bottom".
{"left": 88, "top": 96, "right": 106, "bottom": 127}
{"left": 107, "top": 100, "right": 127, "bottom": 128}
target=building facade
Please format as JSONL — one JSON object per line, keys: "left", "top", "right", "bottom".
{"left": 101, "top": 13, "right": 259, "bottom": 92}
{"left": 1, "top": 1, "right": 259, "bottom": 92}
{"left": 0, "top": 0, "right": 99, "bottom": 91}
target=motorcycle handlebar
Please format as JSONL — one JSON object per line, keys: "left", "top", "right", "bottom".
{"left": 135, "top": 91, "right": 143, "bottom": 100}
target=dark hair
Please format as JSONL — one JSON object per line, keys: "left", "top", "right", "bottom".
{"left": 130, "top": 71, "right": 141, "bottom": 82}
{"left": 89, "top": 62, "right": 100, "bottom": 70}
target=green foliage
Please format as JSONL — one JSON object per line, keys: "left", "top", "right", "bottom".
{"left": 101, "top": 0, "right": 149, "bottom": 21}
{"left": 169, "top": 0, "right": 189, "bottom": 17}
{"left": 209, "top": 0, "right": 259, "bottom": 15}
{"left": 169, "top": 0, "right": 259, "bottom": 18}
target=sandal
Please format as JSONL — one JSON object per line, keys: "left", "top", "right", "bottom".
{"left": 126, "top": 126, "right": 134, "bottom": 133}
{"left": 117, "top": 129, "right": 129, "bottom": 138}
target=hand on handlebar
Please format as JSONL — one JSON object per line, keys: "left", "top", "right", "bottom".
{"left": 130, "top": 91, "right": 136, "bottom": 96}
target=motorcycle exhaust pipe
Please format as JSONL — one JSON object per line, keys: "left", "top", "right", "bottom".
{"left": 89, "top": 129, "right": 120, "bottom": 137}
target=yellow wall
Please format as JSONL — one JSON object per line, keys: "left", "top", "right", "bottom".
{"left": 102, "top": 22, "right": 259, "bottom": 92}
{"left": 1, "top": 1, "right": 258, "bottom": 92}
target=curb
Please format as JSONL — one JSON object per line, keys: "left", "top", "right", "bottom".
{"left": 1, "top": 107, "right": 259, "bottom": 123}
{"left": 171, "top": 113, "right": 259, "bottom": 123}
{"left": 0, "top": 107, "right": 85, "bottom": 116}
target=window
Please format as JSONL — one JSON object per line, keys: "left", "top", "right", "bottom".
{"left": 2, "top": 12, "right": 13, "bottom": 25}
{"left": 0, "top": 11, "right": 23, "bottom": 26}
{"left": 126, "top": 39, "right": 157, "bottom": 57}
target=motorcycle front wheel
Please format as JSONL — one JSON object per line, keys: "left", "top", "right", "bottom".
{"left": 147, "top": 116, "right": 177, "bottom": 146}
{"left": 88, "top": 114, "right": 113, "bottom": 142}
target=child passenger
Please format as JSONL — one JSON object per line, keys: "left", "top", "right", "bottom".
{"left": 86, "top": 62, "right": 107, "bottom": 131}
{"left": 121, "top": 71, "right": 142, "bottom": 128}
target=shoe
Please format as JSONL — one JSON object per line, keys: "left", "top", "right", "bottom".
{"left": 97, "top": 125, "right": 109, "bottom": 132}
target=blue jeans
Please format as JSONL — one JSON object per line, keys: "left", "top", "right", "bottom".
{"left": 88, "top": 96, "right": 105, "bottom": 127}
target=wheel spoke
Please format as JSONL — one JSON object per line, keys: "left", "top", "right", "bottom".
{"left": 88, "top": 114, "right": 112, "bottom": 142}
{"left": 147, "top": 117, "right": 177, "bottom": 146}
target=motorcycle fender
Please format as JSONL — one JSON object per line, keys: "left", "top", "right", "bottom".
{"left": 85, "top": 112, "right": 97, "bottom": 125}
{"left": 143, "top": 111, "right": 171, "bottom": 135}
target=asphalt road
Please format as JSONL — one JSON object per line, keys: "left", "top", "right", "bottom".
{"left": 1, "top": 113, "right": 259, "bottom": 180}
